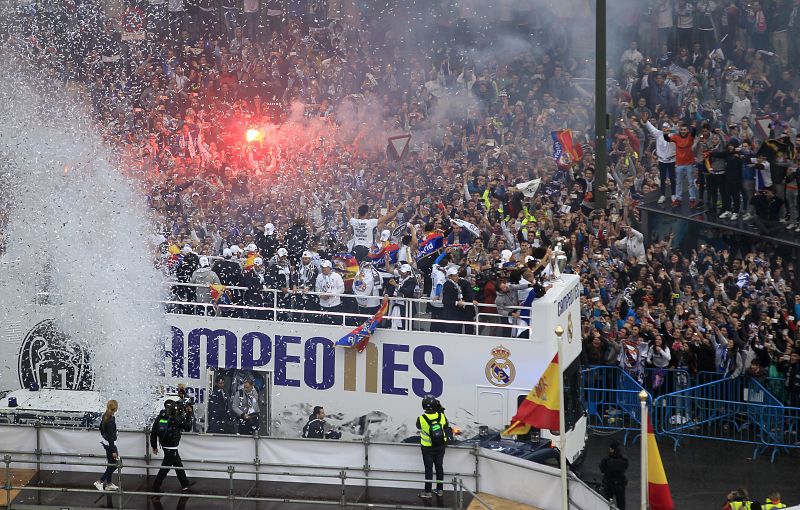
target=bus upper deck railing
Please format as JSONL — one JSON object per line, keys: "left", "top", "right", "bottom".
{"left": 34, "top": 281, "right": 539, "bottom": 338}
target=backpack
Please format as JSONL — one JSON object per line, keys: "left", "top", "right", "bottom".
{"left": 423, "top": 413, "right": 446, "bottom": 447}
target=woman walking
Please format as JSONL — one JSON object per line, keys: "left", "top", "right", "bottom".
{"left": 94, "top": 400, "right": 119, "bottom": 492}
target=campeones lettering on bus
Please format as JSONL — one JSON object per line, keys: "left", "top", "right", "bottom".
{"left": 556, "top": 283, "right": 581, "bottom": 317}
{"left": 166, "top": 327, "right": 444, "bottom": 398}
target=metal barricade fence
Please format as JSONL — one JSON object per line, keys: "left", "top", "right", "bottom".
{"left": 652, "top": 376, "right": 785, "bottom": 460}
{"left": 641, "top": 367, "right": 691, "bottom": 400}
{"left": 759, "top": 405, "right": 800, "bottom": 462}
{"left": 581, "top": 366, "right": 651, "bottom": 444}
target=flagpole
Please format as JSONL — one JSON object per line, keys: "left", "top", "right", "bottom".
{"left": 554, "top": 325, "right": 568, "bottom": 510}
{"left": 639, "top": 390, "right": 648, "bottom": 510}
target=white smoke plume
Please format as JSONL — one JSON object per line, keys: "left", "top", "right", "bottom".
{"left": 0, "top": 60, "right": 167, "bottom": 427}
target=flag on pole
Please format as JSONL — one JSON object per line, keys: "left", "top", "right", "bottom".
{"left": 336, "top": 298, "right": 389, "bottom": 352}
{"left": 502, "top": 353, "right": 560, "bottom": 435}
{"left": 647, "top": 418, "right": 674, "bottom": 510}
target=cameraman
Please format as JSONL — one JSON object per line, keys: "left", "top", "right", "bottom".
{"left": 150, "top": 400, "right": 193, "bottom": 493}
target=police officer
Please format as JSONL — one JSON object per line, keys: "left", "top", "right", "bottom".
{"left": 599, "top": 441, "right": 628, "bottom": 510}
{"left": 207, "top": 376, "right": 231, "bottom": 434}
{"left": 416, "top": 395, "right": 449, "bottom": 499}
{"left": 150, "top": 400, "right": 193, "bottom": 494}
{"left": 764, "top": 491, "right": 786, "bottom": 510}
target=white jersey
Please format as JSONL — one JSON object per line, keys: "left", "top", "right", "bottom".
{"left": 349, "top": 218, "right": 378, "bottom": 247}
{"left": 352, "top": 267, "right": 381, "bottom": 308}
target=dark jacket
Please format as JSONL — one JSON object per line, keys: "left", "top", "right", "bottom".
{"left": 213, "top": 259, "right": 244, "bottom": 287}
{"left": 255, "top": 232, "right": 279, "bottom": 260}
{"left": 100, "top": 416, "right": 118, "bottom": 449}
{"left": 208, "top": 387, "right": 231, "bottom": 422}
{"left": 599, "top": 452, "right": 628, "bottom": 487}
{"left": 150, "top": 409, "right": 192, "bottom": 449}
{"left": 441, "top": 279, "right": 462, "bottom": 320}
{"left": 302, "top": 416, "right": 325, "bottom": 439}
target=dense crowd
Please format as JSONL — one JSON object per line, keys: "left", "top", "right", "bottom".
{"left": 5, "top": 0, "right": 800, "bottom": 403}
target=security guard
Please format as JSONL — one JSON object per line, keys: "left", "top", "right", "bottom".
{"left": 764, "top": 491, "right": 787, "bottom": 510}
{"left": 724, "top": 488, "right": 754, "bottom": 510}
{"left": 416, "top": 395, "right": 449, "bottom": 499}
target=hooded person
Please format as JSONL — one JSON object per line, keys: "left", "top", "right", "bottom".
{"left": 255, "top": 222, "right": 279, "bottom": 260}
{"left": 190, "top": 256, "right": 221, "bottom": 314}
{"left": 268, "top": 247, "right": 293, "bottom": 321}
{"left": 293, "top": 250, "right": 320, "bottom": 322}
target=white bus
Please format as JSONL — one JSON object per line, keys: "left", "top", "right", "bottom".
{"left": 0, "top": 274, "right": 586, "bottom": 463}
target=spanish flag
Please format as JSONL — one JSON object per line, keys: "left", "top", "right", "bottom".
{"left": 243, "top": 254, "right": 256, "bottom": 271}
{"left": 502, "top": 353, "right": 560, "bottom": 435}
{"left": 647, "top": 418, "right": 674, "bottom": 510}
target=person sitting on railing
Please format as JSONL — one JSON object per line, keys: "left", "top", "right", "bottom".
{"left": 293, "top": 250, "right": 320, "bottom": 323}
{"left": 190, "top": 256, "right": 221, "bottom": 316}
{"left": 269, "top": 247, "right": 294, "bottom": 322}
{"left": 386, "top": 264, "right": 417, "bottom": 330}
{"left": 315, "top": 260, "right": 345, "bottom": 325}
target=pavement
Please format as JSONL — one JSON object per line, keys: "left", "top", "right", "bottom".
{"left": 579, "top": 431, "right": 800, "bottom": 509}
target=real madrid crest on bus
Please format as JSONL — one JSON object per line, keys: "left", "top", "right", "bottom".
{"left": 567, "top": 311, "right": 575, "bottom": 343}
{"left": 485, "top": 346, "right": 515, "bottom": 387}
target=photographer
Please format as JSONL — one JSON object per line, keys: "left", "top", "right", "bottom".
{"left": 150, "top": 400, "right": 193, "bottom": 494}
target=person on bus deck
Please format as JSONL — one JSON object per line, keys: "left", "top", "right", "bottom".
{"left": 315, "top": 259, "right": 345, "bottom": 325}
{"left": 416, "top": 395, "right": 450, "bottom": 499}
{"left": 302, "top": 405, "right": 342, "bottom": 439}
{"left": 442, "top": 266, "right": 465, "bottom": 334}
{"left": 293, "top": 250, "right": 320, "bottom": 322}
{"left": 207, "top": 376, "right": 231, "bottom": 434}
{"left": 94, "top": 399, "right": 119, "bottom": 492}
{"left": 387, "top": 263, "right": 416, "bottom": 329}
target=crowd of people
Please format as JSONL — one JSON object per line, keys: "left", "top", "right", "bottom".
{"left": 4, "top": 0, "right": 800, "bottom": 404}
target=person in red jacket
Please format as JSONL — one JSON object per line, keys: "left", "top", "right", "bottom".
{"left": 664, "top": 122, "right": 699, "bottom": 208}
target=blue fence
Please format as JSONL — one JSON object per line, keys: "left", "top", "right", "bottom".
{"left": 583, "top": 366, "right": 799, "bottom": 462}
{"left": 582, "top": 366, "right": 651, "bottom": 445}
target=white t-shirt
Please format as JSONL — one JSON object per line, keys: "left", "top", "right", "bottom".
{"left": 350, "top": 218, "right": 378, "bottom": 247}
{"left": 353, "top": 268, "right": 381, "bottom": 308}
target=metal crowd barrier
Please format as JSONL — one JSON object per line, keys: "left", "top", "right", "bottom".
{"left": 652, "top": 376, "right": 785, "bottom": 460}
{"left": 581, "top": 366, "right": 651, "bottom": 445}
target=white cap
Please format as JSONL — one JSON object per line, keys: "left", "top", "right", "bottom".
{"left": 231, "top": 245, "right": 242, "bottom": 254}
{"left": 246, "top": 243, "right": 258, "bottom": 252}
{"left": 320, "top": 260, "right": 332, "bottom": 268}
{"left": 302, "top": 250, "right": 313, "bottom": 259}
{"left": 400, "top": 263, "right": 413, "bottom": 273}
{"left": 199, "top": 256, "right": 209, "bottom": 267}
{"left": 222, "top": 248, "right": 232, "bottom": 258}
{"left": 254, "top": 257, "right": 264, "bottom": 266}
{"left": 380, "top": 229, "right": 391, "bottom": 241}
{"left": 264, "top": 223, "right": 275, "bottom": 235}
{"left": 277, "top": 247, "right": 288, "bottom": 257}
{"left": 501, "top": 249, "right": 513, "bottom": 262}
{"left": 524, "top": 255, "right": 535, "bottom": 263}
{"left": 181, "top": 245, "right": 192, "bottom": 255}
{"left": 446, "top": 266, "right": 459, "bottom": 276}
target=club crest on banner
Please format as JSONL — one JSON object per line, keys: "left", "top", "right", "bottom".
{"left": 484, "top": 346, "right": 515, "bottom": 387}
{"left": 567, "top": 312, "right": 575, "bottom": 343}
{"left": 18, "top": 319, "right": 94, "bottom": 391}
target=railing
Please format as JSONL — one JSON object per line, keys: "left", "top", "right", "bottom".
{"left": 581, "top": 366, "right": 652, "bottom": 445}
{"left": 0, "top": 422, "right": 613, "bottom": 510}
{"left": 652, "top": 376, "right": 785, "bottom": 460}
{"left": 37, "top": 281, "right": 535, "bottom": 338}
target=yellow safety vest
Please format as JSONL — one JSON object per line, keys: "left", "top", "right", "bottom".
{"left": 418, "top": 412, "right": 448, "bottom": 447}
{"left": 764, "top": 501, "right": 787, "bottom": 510}
{"left": 729, "top": 501, "right": 752, "bottom": 510}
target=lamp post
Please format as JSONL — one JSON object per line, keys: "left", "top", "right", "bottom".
{"left": 555, "top": 325, "right": 568, "bottom": 510}
{"left": 639, "top": 390, "right": 648, "bottom": 510}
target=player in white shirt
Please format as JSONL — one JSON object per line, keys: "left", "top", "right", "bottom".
{"left": 346, "top": 202, "right": 400, "bottom": 262}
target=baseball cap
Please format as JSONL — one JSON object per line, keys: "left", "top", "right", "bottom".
{"left": 199, "top": 256, "right": 209, "bottom": 267}
{"left": 222, "top": 248, "right": 232, "bottom": 258}
{"left": 446, "top": 266, "right": 459, "bottom": 276}
{"left": 254, "top": 257, "right": 264, "bottom": 266}
{"left": 380, "top": 229, "right": 391, "bottom": 242}
{"left": 181, "top": 245, "right": 192, "bottom": 255}
{"left": 661, "top": 122, "right": 671, "bottom": 129}
{"left": 302, "top": 250, "right": 313, "bottom": 259}
{"left": 320, "top": 260, "right": 332, "bottom": 268}
{"left": 400, "top": 263, "right": 412, "bottom": 273}
{"left": 277, "top": 247, "right": 288, "bottom": 257}
{"left": 246, "top": 243, "right": 258, "bottom": 252}
{"left": 264, "top": 223, "right": 275, "bottom": 235}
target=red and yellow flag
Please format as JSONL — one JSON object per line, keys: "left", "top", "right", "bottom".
{"left": 244, "top": 254, "right": 256, "bottom": 271}
{"left": 502, "top": 353, "right": 560, "bottom": 435}
{"left": 647, "top": 418, "right": 674, "bottom": 510}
